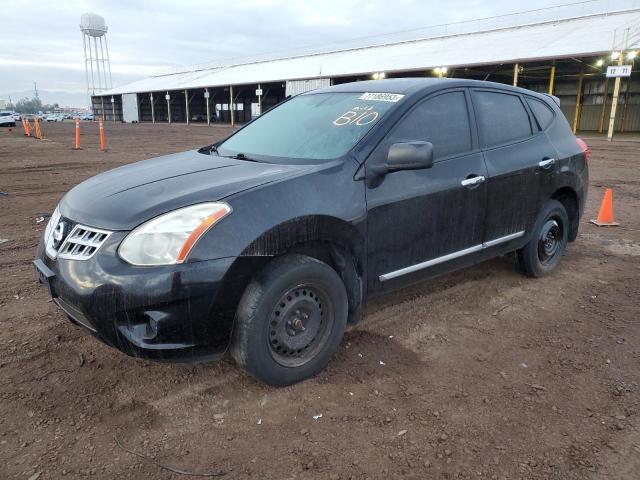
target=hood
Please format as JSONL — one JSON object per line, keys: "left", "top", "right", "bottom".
{"left": 59, "top": 149, "right": 309, "bottom": 230}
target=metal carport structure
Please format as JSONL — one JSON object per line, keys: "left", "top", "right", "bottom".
{"left": 93, "top": 1, "right": 640, "bottom": 132}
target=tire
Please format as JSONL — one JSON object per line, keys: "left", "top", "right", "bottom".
{"left": 230, "top": 254, "right": 348, "bottom": 386}
{"left": 517, "top": 199, "right": 569, "bottom": 277}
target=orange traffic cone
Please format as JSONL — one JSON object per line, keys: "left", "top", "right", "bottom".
{"left": 72, "top": 118, "right": 82, "bottom": 150}
{"left": 99, "top": 117, "right": 106, "bottom": 151}
{"left": 34, "top": 118, "right": 42, "bottom": 140}
{"left": 590, "top": 188, "right": 619, "bottom": 226}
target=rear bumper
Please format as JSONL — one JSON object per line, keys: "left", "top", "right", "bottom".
{"left": 35, "top": 234, "right": 236, "bottom": 362}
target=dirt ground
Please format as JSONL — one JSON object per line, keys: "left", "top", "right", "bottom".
{"left": 1, "top": 121, "right": 639, "bottom": 480}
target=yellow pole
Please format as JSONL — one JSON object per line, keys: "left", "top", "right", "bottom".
{"left": 598, "top": 79, "right": 609, "bottom": 133}
{"left": 513, "top": 63, "right": 519, "bottom": 87}
{"left": 548, "top": 64, "right": 556, "bottom": 95}
{"left": 607, "top": 52, "right": 625, "bottom": 141}
{"left": 572, "top": 71, "right": 584, "bottom": 134}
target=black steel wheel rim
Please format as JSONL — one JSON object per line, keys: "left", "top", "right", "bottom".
{"left": 267, "top": 284, "right": 334, "bottom": 367}
{"left": 538, "top": 218, "right": 563, "bottom": 264}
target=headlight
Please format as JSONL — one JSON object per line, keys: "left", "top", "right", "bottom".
{"left": 44, "top": 206, "right": 60, "bottom": 243}
{"left": 118, "top": 202, "right": 232, "bottom": 266}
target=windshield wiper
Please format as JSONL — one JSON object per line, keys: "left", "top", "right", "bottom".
{"left": 229, "top": 152, "right": 258, "bottom": 162}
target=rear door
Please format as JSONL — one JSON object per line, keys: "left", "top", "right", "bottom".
{"left": 470, "top": 89, "right": 558, "bottom": 245}
{"left": 365, "top": 89, "right": 488, "bottom": 293}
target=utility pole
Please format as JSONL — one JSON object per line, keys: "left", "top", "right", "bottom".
{"left": 607, "top": 28, "right": 630, "bottom": 142}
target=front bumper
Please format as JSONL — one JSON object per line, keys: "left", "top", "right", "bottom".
{"left": 35, "top": 232, "right": 236, "bottom": 362}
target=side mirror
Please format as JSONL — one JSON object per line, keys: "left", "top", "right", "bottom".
{"left": 368, "top": 142, "right": 434, "bottom": 179}
{"left": 387, "top": 141, "right": 434, "bottom": 172}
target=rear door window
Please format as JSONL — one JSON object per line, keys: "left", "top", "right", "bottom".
{"left": 472, "top": 91, "right": 533, "bottom": 148}
{"left": 526, "top": 97, "right": 555, "bottom": 130}
{"left": 387, "top": 91, "right": 472, "bottom": 160}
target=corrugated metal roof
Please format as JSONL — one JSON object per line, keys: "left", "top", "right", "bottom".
{"left": 101, "top": 10, "right": 640, "bottom": 96}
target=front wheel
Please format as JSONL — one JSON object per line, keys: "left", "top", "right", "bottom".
{"left": 518, "top": 199, "right": 569, "bottom": 277}
{"left": 230, "top": 254, "right": 348, "bottom": 386}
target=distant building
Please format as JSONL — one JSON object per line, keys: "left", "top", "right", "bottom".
{"left": 0, "top": 100, "right": 9, "bottom": 110}
{"left": 94, "top": 2, "right": 640, "bottom": 132}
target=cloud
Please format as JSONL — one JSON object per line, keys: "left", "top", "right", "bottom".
{"left": 0, "top": 0, "right": 564, "bottom": 106}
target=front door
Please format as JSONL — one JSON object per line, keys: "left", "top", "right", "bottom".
{"left": 365, "top": 89, "right": 488, "bottom": 293}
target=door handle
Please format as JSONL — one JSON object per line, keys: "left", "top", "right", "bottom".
{"left": 461, "top": 175, "right": 486, "bottom": 187}
{"left": 538, "top": 158, "right": 556, "bottom": 169}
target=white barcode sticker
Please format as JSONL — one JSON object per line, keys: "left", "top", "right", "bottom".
{"left": 358, "top": 92, "right": 405, "bottom": 102}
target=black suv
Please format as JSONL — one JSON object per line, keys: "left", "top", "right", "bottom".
{"left": 35, "top": 78, "right": 589, "bottom": 386}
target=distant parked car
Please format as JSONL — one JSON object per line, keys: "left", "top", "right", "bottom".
{"left": 0, "top": 111, "right": 16, "bottom": 127}
{"left": 81, "top": 113, "right": 94, "bottom": 121}
{"left": 12, "top": 112, "right": 21, "bottom": 122}
{"left": 46, "top": 114, "right": 64, "bottom": 122}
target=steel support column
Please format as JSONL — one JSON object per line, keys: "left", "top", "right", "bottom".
{"left": 572, "top": 70, "right": 584, "bottom": 134}
{"left": 548, "top": 64, "right": 556, "bottom": 95}
{"left": 185, "top": 90, "right": 189, "bottom": 125}
{"left": 150, "top": 93, "right": 155, "bottom": 124}
{"left": 513, "top": 63, "right": 519, "bottom": 87}
{"left": 166, "top": 92, "right": 171, "bottom": 125}
{"left": 598, "top": 79, "right": 609, "bottom": 133}
{"left": 229, "top": 85, "right": 234, "bottom": 127}
{"left": 620, "top": 77, "right": 631, "bottom": 133}
{"left": 205, "top": 88, "right": 211, "bottom": 126}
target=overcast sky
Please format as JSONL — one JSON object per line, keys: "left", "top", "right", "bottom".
{"left": 1, "top": 0, "right": 568, "bottom": 106}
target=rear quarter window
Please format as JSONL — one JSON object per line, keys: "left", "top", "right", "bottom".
{"left": 526, "top": 97, "right": 555, "bottom": 130}
{"left": 473, "top": 91, "right": 533, "bottom": 148}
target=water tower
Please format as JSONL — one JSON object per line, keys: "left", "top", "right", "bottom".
{"left": 80, "top": 13, "right": 113, "bottom": 105}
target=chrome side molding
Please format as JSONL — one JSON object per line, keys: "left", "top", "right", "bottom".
{"left": 379, "top": 231, "right": 525, "bottom": 282}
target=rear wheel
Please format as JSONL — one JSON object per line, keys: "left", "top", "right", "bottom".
{"left": 518, "top": 199, "right": 569, "bottom": 277}
{"left": 230, "top": 254, "right": 348, "bottom": 386}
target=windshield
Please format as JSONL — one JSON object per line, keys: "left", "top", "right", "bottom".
{"left": 217, "top": 92, "right": 402, "bottom": 163}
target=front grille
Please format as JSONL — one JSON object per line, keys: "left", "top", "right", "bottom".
{"left": 56, "top": 224, "right": 112, "bottom": 260}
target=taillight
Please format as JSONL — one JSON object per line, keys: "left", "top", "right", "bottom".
{"left": 576, "top": 137, "right": 590, "bottom": 163}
